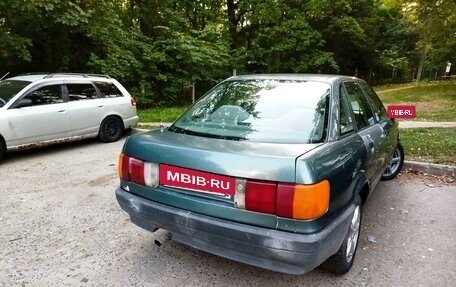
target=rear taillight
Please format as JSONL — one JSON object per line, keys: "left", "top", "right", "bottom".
{"left": 244, "top": 179, "right": 330, "bottom": 220}
{"left": 130, "top": 98, "right": 137, "bottom": 106}
{"left": 245, "top": 180, "right": 276, "bottom": 214}
{"left": 275, "top": 184, "right": 295, "bottom": 218}
{"left": 118, "top": 153, "right": 329, "bottom": 220}
{"left": 277, "top": 181, "right": 330, "bottom": 220}
{"left": 118, "top": 153, "right": 159, "bottom": 187}
{"left": 129, "top": 157, "right": 146, "bottom": 186}
{"left": 118, "top": 154, "right": 130, "bottom": 181}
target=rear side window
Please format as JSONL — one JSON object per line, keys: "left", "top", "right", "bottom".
{"left": 343, "top": 81, "right": 375, "bottom": 129}
{"left": 358, "top": 81, "right": 388, "bottom": 121}
{"left": 67, "top": 83, "right": 98, "bottom": 101}
{"left": 94, "top": 81, "right": 124, "bottom": 98}
{"left": 339, "top": 85, "right": 355, "bottom": 135}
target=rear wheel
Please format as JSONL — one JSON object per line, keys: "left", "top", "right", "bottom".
{"left": 99, "top": 116, "right": 124, "bottom": 142}
{"left": 381, "top": 142, "right": 404, "bottom": 181}
{"left": 321, "top": 196, "right": 362, "bottom": 275}
{"left": 0, "top": 136, "right": 5, "bottom": 162}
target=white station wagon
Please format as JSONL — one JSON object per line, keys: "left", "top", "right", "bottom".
{"left": 0, "top": 73, "right": 139, "bottom": 161}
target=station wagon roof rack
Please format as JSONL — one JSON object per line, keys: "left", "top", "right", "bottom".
{"left": 18, "top": 72, "right": 50, "bottom": 76}
{"left": 43, "top": 73, "right": 112, "bottom": 79}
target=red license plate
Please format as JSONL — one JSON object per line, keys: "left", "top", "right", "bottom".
{"left": 388, "top": 105, "right": 416, "bottom": 119}
{"left": 159, "top": 164, "right": 236, "bottom": 196}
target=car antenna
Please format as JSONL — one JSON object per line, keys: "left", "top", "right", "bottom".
{"left": 0, "top": 72, "right": 10, "bottom": 80}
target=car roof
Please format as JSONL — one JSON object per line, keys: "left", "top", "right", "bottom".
{"left": 7, "top": 74, "right": 48, "bottom": 82}
{"left": 226, "top": 74, "right": 359, "bottom": 84}
{"left": 6, "top": 73, "right": 112, "bottom": 82}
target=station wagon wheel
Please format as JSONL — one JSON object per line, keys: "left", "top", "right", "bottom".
{"left": 0, "top": 136, "right": 5, "bottom": 162}
{"left": 99, "top": 116, "right": 124, "bottom": 142}
{"left": 381, "top": 142, "right": 404, "bottom": 181}
{"left": 321, "top": 196, "right": 362, "bottom": 275}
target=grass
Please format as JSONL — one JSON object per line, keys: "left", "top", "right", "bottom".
{"left": 137, "top": 107, "right": 187, "bottom": 123}
{"left": 373, "top": 82, "right": 417, "bottom": 92}
{"left": 400, "top": 128, "right": 456, "bottom": 165}
{"left": 375, "top": 81, "right": 456, "bottom": 121}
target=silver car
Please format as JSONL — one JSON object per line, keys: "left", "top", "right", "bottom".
{"left": 0, "top": 73, "right": 139, "bottom": 161}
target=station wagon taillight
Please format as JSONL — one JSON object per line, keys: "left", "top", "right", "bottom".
{"left": 131, "top": 98, "right": 137, "bottom": 106}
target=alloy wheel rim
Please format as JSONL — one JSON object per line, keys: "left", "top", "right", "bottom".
{"left": 106, "top": 121, "right": 120, "bottom": 138}
{"left": 346, "top": 205, "right": 360, "bottom": 263}
{"left": 383, "top": 147, "right": 402, "bottom": 177}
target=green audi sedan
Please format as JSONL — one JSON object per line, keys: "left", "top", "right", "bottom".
{"left": 115, "top": 74, "right": 404, "bottom": 275}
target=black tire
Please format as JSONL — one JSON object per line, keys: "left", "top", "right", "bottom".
{"left": 0, "top": 137, "right": 5, "bottom": 162}
{"left": 99, "top": 116, "right": 124, "bottom": 142}
{"left": 381, "top": 142, "right": 404, "bottom": 181}
{"left": 321, "top": 196, "right": 362, "bottom": 275}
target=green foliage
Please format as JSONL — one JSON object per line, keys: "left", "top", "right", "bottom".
{"left": 304, "top": 0, "right": 371, "bottom": 74}
{"left": 402, "top": 0, "right": 456, "bottom": 77}
{"left": 244, "top": 1, "right": 336, "bottom": 73}
{"left": 366, "top": 5, "right": 419, "bottom": 82}
{"left": 86, "top": 0, "right": 230, "bottom": 107}
{"left": 400, "top": 128, "right": 456, "bottom": 165}
{"left": 0, "top": 0, "right": 454, "bottom": 106}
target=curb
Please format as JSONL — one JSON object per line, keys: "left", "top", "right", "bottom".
{"left": 131, "top": 127, "right": 455, "bottom": 178}
{"left": 403, "top": 161, "right": 455, "bottom": 177}
{"left": 131, "top": 127, "right": 151, "bottom": 134}
{"left": 398, "top": 121, "right": 456, "bottom": 128}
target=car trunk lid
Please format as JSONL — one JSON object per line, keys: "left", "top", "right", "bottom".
{"left": 123, "top": 129, "right": 321, "bottom": 183}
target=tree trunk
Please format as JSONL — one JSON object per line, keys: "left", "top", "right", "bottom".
{"left": 226, "top": 0, "right": 238, "bottom": 51}
{"left": 415, "top": 45, "right": 428, "bottom": 85}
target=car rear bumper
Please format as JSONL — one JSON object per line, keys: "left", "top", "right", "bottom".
{"left": 123, "top": 115, "right": 139, "bottom": 129}
{"left": 115, "top": 187, "right": 354, "bottom": 275}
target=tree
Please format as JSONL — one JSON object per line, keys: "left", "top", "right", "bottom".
{"left": 363, "top": 2, "right": 419, "bottom": 82}
{"left": 0, "top": 0, "right": 32, "bottom": 72}
{"left": 245, "top": 1, "right": 336, "bottom": 73}
{"left": 304, "top": 0, "right": 372, "bottom": 75}
{"left": 402, "top": 0, "right": 456, "bottom": 81}
{"left": 92, "top": 0, "right": 231, "bottom": 107}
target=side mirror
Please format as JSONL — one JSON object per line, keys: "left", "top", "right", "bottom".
{"left": 15, "top": 98, "right": 33, "bottom": 108}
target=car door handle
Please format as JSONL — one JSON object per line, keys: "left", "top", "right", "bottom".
{"left": 366, "top": 134, "right": 375, "bottom": 150}
{"left": 98, "top": 105, "right": 104, "bottom": 108}
{"left": 58, "top": 110, "right": 66, "bottom": 113}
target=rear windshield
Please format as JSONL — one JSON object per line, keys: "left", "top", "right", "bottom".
{"left": 170, "top": 79, "right": 330, "bottom": 143}
{"left": 0, "top": 80, "right": 30, "bottom": 107}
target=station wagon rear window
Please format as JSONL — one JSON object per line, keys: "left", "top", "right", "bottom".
{"left": 170, "top": 79, "right": 330, "bottom": 143}
{"left": 95, "top": 81, "right": 124, "bottom": 98}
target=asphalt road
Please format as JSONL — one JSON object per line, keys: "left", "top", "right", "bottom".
{"left": 1, "top": 136, "right": 455, "bottom": 287}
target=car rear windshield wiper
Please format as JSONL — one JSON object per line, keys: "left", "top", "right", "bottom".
{"left": 169, "top": 125, "right": 245, "bottom": 141}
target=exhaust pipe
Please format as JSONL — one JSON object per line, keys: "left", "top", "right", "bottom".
{"left": 152, "top": 228, "right": 172, "bottom": 247}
